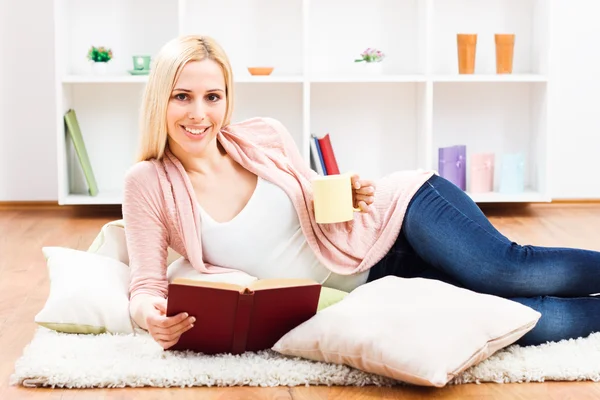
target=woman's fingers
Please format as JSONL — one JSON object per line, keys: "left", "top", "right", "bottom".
{"left": 152, "top": 321, "right": 194, "bottom": 342}
{"left": 355, "top": 194, "right": 374, "bottom": 205}
{"left": 150, "top": 317, "right": 196, "bottom": 335}
{"left": 357, "top": 200, "right": 369, "bottom": 212}
{"left": 149, "top": 311, "right": 189, "bottom": 330}
{"left": 151, "top": 316, "right": 195, "bottom": 336}
{"left": 355, "top": 186, "right": 375, "bottom": 196}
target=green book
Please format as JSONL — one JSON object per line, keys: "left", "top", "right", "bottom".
{"left": 64, "top": 109, "right": 99, "bottom": 196}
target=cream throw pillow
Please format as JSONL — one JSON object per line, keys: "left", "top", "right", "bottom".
{"left": 35, "top": 247, "right": 134, "bottom": 334}
{"left": 272, "top": 275, "right": 541, "bottom": 387}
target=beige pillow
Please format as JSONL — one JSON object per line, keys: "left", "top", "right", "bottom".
{"left": 272, "top": 276, "right": 541, "bottom": 387}
{"left": 35, "top": 247, "right": 135, "bottom": 334}
{"left": 88, "top": 219, "right": 182, "bottom": 266}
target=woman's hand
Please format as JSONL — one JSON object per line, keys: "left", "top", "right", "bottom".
{"left": 143, "top": 297, "right": 195, "bottom": 350}
{"left": 351, "top": 174, "right": 376, "bottom": 212}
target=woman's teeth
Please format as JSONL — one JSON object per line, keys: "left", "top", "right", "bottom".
{"left": 184, "top": 126, "right": 208, "bottom": 135}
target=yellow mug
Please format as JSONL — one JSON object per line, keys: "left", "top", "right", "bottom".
{"left": 312, "top": 173, "right": 360, "bottom": 224}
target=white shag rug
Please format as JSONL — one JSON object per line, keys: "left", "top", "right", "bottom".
{"left": 10, "top": 327, "right": 600, "bottom": 389}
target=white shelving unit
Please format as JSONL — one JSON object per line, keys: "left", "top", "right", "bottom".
{"left": 53, "top": 0, "right": 552, "bottom": 205}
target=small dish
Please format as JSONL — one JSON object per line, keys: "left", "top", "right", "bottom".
{"left": 127, "top": 69, "right": 150, "bottom": 76}
{"left": 247, "top": 67, "right": 274, "bottom": 76}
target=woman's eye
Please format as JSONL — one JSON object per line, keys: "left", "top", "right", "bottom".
{"left": 207, "top": 93, "right": 221, "bottom": 102}
{"left": 174, "top": 93, "right": 189, "bottom": 101}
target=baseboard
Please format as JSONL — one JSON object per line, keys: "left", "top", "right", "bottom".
{"left": 0, "top": 201, "right": 62, "bottom": 210}
{"left": 0, "top": 201, "right": 122, "bottom": 215}
{"left": 550, "top": 199, "right": 600, "bottom": 204}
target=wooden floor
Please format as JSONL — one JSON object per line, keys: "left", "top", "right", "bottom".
{"left": 2, "top": 203, "right": 600, "bottom": 399}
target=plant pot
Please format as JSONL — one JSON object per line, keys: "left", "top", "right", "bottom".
{"left": 358, "top": 61, "right": 383, "bottom": 74}
{"left": 91, "top": 62, "right": 109, "bottom": 75}
{"left": 495, "top": 34, "right": 515, "bottom": 74}
{"left": 456, "top": 34, "right": 477, "bottom": 74}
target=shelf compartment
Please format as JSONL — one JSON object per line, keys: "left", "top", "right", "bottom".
{"left": 232, "top": 83, "right": 304, "bottom": 153}
{"left": 56, "top": 0, "right": 178, "bottom": 77}
{"left": 309, "top": 0, "right": 425, "bottom": 76}
{"left": 60, "top": 84, "right": 144, "bottom": 204}
{"left": 431, "top": 0, "right": 549, "bottom": 75}
{"left": 432, "top": 81, "right": 548, "bottom": 201}
{"left": 310, "top": 82, "right": 427, "bottom": 180}
{"left": 181, "top": 0, "right": 303, "bottom": 77}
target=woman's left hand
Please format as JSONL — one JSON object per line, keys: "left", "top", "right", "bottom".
{"left": 351, "top": 174, "right": 376, "bottom": 212}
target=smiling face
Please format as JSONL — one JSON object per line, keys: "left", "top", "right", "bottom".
{"left": 166, "top": 59, "right": 227, "bottom": 160}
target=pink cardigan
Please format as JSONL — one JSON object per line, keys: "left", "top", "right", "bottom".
{"left": 122, "top": 117, "right": 435, "bottom": 300}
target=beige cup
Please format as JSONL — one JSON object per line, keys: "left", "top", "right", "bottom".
{"left": 312, "top": 173, "right": 360, "bottom": 224}
{"left": 457, "top": 34, "right": 478, "bottom": 74}
{"left": 495, "top": 34, "right": 515, "bottom": 74}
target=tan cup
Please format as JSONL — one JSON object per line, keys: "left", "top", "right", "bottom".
{"left": 495, "top": 34, "right": 515, "bottom": 74}
{"left": 312, "top": 173, "right": 360, "bottom": 224}
{"left": 457, "top": 34, "right": 477, "bottom": 74}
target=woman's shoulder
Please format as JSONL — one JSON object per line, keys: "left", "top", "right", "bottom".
{"left": 124, "top": 159, "right": 163, "bottom": 190}
{"left": 225, "top": 116, "right": 287, "bottom": 139}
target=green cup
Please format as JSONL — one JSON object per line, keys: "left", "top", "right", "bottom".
{"left": 132, "top": 55, "right": 151, "bottom": 71}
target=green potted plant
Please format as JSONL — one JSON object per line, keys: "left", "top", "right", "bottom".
{"left": 354, "top": 48, "right": 386, "bottom": 74}
{"left": 87, "top": 46, "right": 113, "bottom": 75}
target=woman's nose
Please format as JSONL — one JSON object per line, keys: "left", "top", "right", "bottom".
{"left": 188, "top": 102, "right": 206, "bottom": 120}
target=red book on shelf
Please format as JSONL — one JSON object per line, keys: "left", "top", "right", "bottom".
{"left": 317, "top": 133, "right": 340, "bottom": 175}
{"left": 166, "top": 278, "right": 321, "bottom": 355}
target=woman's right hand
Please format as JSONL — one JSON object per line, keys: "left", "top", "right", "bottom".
{"left": 143, "top": 297, "right": 196, "bottom": 350}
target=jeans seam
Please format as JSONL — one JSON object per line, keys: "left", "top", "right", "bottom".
{"left": 425, "top": 181, "right": 510, "bottom": 247}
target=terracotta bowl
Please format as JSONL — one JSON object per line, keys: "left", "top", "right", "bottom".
{"left": 248, "top": 67, "right": 274, "bottom": 76}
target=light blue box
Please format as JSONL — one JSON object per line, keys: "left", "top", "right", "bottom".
{"left": 499, "top": 153, "right": 525, "bottom": 194}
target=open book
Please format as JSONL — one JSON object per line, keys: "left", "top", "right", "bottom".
{"left": 166, "top": 278, "right": 321, "bottom": 354}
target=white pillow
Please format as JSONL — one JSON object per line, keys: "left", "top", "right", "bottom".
{"left": 87, "top": 219, "right": 181, "bottom": 266}
{"left": 272, "top": 276, "right": 541, "bottom": 387}
{"left": 35, "top": 247, "right": 134, "bottom": 334}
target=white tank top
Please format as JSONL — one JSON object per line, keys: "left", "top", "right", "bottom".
{"left": 196, "top": 177, "right": 369, "bottom": 292}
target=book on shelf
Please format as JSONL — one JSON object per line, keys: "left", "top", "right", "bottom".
{"left": 310, "top": 134, "right": 326, "bottom": 175}
{"left": 64, "top": 109, "right": 98, "bottom": 196}
{"left": 166, "top": 277, "right": 321, "bottom": 355}
{"left": 315, "top": 133, "right": 340, "bottom": 175}
{"left": 309, "top": 132, "right": 341, "bottom": 175}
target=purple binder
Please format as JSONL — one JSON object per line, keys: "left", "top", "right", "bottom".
{"left": 438, "top": 145, "right": 466, "bottom": 190}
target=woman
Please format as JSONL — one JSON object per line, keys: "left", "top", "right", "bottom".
{"left": 123, "top": 34, "right": 600, "bottom": 350}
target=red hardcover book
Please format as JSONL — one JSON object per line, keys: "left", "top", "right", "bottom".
{"left": 317, "top": 133, "right": 340, "bottom": 175}
{"left": 166, "top": 278, "right": 321, "bottom": 354}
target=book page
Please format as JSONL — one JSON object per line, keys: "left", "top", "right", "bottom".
{"left": 170, "top": 278, "right": 245, "bottom": 292}
{"left": 248, "top": 278, "right": 320, "bottom": 292}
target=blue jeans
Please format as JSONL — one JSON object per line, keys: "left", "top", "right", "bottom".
{"left": 367, "top": 174, "right": 600, "bottom": 346}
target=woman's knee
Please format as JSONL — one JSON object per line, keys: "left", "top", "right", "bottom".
{"left": 460, "top": 243, "right": 541, "bottom": 297}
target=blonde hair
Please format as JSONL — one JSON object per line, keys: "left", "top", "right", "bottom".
{"left": 136, "top": 35, "right": 234, "bottom": 162}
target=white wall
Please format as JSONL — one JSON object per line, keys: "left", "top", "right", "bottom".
{"left": 0, "top": 0, "right": 599, "bottom": 201}
{"left": 0, "top": 0, "right": 57, "bottom": 201}
{"left": 548, "top": 0, "right": 600, "bottom": 199}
